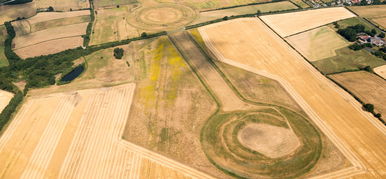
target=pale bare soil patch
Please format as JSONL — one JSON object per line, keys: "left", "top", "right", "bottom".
{"left": 0, "top": 90, "right": 13, "bottom": 113}
{"left": 237, "top": 123, "right": 300, "bottom": 158}
{"left": 34, "top": 0, "right": 90, "bottom": 11}
{"left": 27, "top": 11, "right": 90, "bottom": 24}
{"left": 286, "top": 26, "right": 350, "bottom": 61}
{"left": 0, "top": 84, "right": 209, "bottom": 178}
{"left": 0, "top": 2, "right": 36, "bottom": 24}
{"left": 329, "top": 71, "right": 386, "bottom": 115}
{"left": 374, "top": 65, "right": 386, "bottom": 79}
{"left": 14, "top": 36, "right": 84, "bottom": 59}
{"left": 199, "top": 18, "right": 386, "bottom": 178}
{"left": 260, "top": 7, "right": 355, "bottom": 37}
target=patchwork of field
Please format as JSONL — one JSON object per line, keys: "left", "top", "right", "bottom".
{"left": 0, "top": 84, "right": 212, "bottom": 178}
{"left": 12, "top": 11, "right": 90, "bottom": 58}
{"left": 193, "top": 1, "right": 298, "bottom": 24}
{"left": 155, "top": 0, "right": 272, "bottom": 10}
{"left": 286, "top": 26, "right": 350, "bottom": 61}
{"left": 329, "top": 71, "right": 386, "bottom": 116}
{"left": 348, "top": 4, "right": 386, "bottom": 29}
{"left": 0, "top": 2, "right": 36, "bottom": 24}
{"left": 169, "top": 31, "right": 353, "bottom": 178}
{"left": 199, "top": 18, "right": 386, "bottom": 178}
{"left": 374, "top": 65, "right": 386, "bottom": 79}
{"left": 0, "top": 25, "right": 9, "bottom": 67}
{"left": 0, "top": 90, "right": 13, "bottom": 113}
{"left": 34, "top": 0, "right": 90, "bottom": 11}
{"left": 260, "top": 7, "right": 355, "bottom": 37}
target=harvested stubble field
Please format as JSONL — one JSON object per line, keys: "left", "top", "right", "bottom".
{"left": 0, "top": 25, "right": 8, "bottom": 67}
{"left": 199, "top": 18, "right": 386, "bottom": 178}
{"left": 12, "top": 11, "right": 90, "bottom": 58}
{"left": 0, "top": 84, "right": 210, "bottom": 178}
{"left": 329, "top": 71, "right": 386, "bottom": 116}
{"left": 260, "top": 7, "right": 355, "bottom": 37}
{"left": 169, "top": 31, "right": 351, "bottom": 178}
{"left": 286, "top": 26, "right": 350, "bottom": 61}
{"left": 34, "top": 0, "right": 90, "bottom": 11}
{"left": 193, "top": 1, "right": 298, "bottom": 24}
{"left": 190, "top": 28, "right": 352, "bottom": 178}
{"left": 0, "top": 2, "right": 36, "bottom": 24}
{"left": 349, "top": 4, "right": 386, "bottom": 18}
{"left": 122, "top": 36, "right": 225, "bottom": 178}
{"left": 155, "top": 0, "right": 272, "bottom": 10}
{"left": 0, "top": 90, "right": 13, "bottom": 113}
{"left": 374, "top": 65, "right": 386, "bottom": 79}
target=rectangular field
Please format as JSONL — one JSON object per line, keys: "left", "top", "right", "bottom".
{"left": 374, "top": 65, "right": 386, "bottom": 79}
{"left": 11, "top": 10, "right": 90, "bottom": 58}
{"left": 0, "top": 90, "right": 13, "bottom": 113}
{"left": 286, "top": 26, "right": 350, "bottom": 61}
{"left": 155, "top": 0, "right": 272, "bottom": 10}
{"left": 34, "top": 0, "right": 90, "bottom": 11}
{"left": 0, "top": 84, "right": 208, "bottom": 178}
{"left": 329, "top": 71, "right": 386, "bottom": 115}
{"left": 349, "top": 5, "right": 386, "bottom": 18}
{"left": 193, "top": 1, "right": 298, "bottom": 24}
{"left": 199, "top": 18, "right": 386, "bottom": 178}
{"left": 94, "top": 0, "right": 137, "bottom": 9}
{"left": 260, "top": 7, "right": 356, "bottom": 37}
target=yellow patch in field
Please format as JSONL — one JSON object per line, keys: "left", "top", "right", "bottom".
{"left": 286, "top": 26, "right": 350, "bottom": 61}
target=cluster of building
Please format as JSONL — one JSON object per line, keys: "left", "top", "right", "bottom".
{"left": 357, "top": 33, "right": 385, "bottom": 47}
{"left": 334, "top": 0, "right": 373, "bottom": 5}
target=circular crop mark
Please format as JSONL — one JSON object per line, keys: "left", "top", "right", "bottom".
{"left": 128, "top": 4, "right": 197, "bottom": 31}
{"left": 201, "top": 108, "right": 322, "bottom": 178}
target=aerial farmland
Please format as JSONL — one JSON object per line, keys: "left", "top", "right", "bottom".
{"left": 0, "top": 0, "right": 385, "bottom": 178}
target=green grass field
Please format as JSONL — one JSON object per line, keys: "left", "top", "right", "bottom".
{"left": 312, "top": 47, "right": 386, "bottom": 74}
{"left": 334, "top": 17, "right": 382, "bottom": 33}
{"left": 0, "top": 25, "right": 9, "bottom": 67}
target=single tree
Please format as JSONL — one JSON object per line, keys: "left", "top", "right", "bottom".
{"left": 113, "top": 48, "right": 124, "bottom": 59}
{"left": 141, "top": 32, "right": 148, "bottom": 38}
{"left": 378, "top": 32, "right": 385, "bottom": 38}
{"left": 363, "top": 103, "right": 374, "bottom": 113}
{"left": 223, "top": 16, "right": 228, "bottom": 20}
{"left": 47, "top": 6, "right": 54, "bottom": 12}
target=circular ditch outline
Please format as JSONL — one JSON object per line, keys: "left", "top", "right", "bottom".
{"left": 201, "top": 107, "right": 322, "bottom": 178}
{"left": 127, "top": 3, "right": 198, "bottom": 31}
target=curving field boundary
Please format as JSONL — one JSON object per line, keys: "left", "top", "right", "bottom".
{"left": 198, "top": 19, "right": 370, "bottom": 178}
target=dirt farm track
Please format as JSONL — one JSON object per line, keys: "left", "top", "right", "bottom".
{"left": 199, "top": 18, "right": 386, "bottom": 178}
{"left": 0, "top": 84, "right": 211, "bottom": 178}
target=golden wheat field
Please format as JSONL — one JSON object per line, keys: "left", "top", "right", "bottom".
{"left": 260, "top": 7, "right": 355, "bottom": 37}
{"left": 199, "top": 18, "right": 386, "bottom": 178}
{"left": 0, "top": 84, "right": 211, "bottom": 178}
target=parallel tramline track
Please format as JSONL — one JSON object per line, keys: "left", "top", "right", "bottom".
{"left": 22, "top": 96, "right": 75, "bottom": 178}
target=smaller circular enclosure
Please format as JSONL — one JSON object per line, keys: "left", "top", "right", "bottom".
{"left": 128, "top": 3, "right": 197, "bottom": 31}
